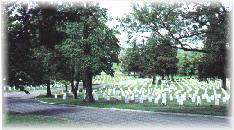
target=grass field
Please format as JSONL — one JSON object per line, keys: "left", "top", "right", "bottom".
{"left": 4, "top": 112, "right": 72, "bottom": 126}
{"left": 37, "top": 94, "right": 229, "bottom": 116}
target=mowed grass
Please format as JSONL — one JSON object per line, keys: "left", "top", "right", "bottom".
{"left": 4, "top": 112, "right": 73, "bottom": 126}
{"left": 37, "top": 94, "right": 229, "bottom": 116}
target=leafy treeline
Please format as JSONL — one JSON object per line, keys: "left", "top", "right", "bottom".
{"left": 4, "top": 2, "right": 120, "bottom": 102}
{"left": 119, "top": 2, "right": 230, "bottom": 89}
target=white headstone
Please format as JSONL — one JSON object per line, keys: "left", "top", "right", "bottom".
{"left": 169, "top": 94, "right": 173, "bottom": 101}
{"left": 125, "top": 96, "right": 129, "bottom": 103}
{"left": 3, "top": 86, "right": 6, "bottom": 91}
{"left": 139, "top": 98, "right": 144, "bottom": 103}
{"left": 8, "top": 87, "right": 12, "bottom": 91}
{"left": 196, "top": 96, "right": 201, "bottom": 106}
{"left": 210, "top": 95, "right": 214, "bottom": 100}
{"left": 63, "top": 93, "right": 66, "bottom": 100}
{"left": 206, "top": 97, "right": 211, "bottom": 103}
{"left": 130, "top": 95, "right": 135, "bottom": 101}
{"left": 55, "top": 94, "right": 57, "bottom": 99}
{"left": 107, "top": 96, "right": 110, "bottom": 101}
{"left": 202, "top": 94, "right": 206, "bottom": 99}
{"left": 191, "top": 95, "right": 196, "bottom": 103}
{"left": 178, "top": 96, "right": 183, "bottom": 106}
{"left": 148, "top": 96, "right": 153, "bottom": 103}
{"left": 69, "top": 90, "right": 72, "bottom": 93}
{"left": 162, "top": 97, "right": 166, "bottom": 105}
{"left": 215, "top": 98, "right": 220, "bottom": 105}
{"left": 94, "top": 94, "right": 99, "bottom": 101}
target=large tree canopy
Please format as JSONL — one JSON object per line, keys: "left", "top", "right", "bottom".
{"left": 4, "top": 2, "right": 120, "bottom": 101}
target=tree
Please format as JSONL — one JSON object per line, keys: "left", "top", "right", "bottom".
{"left": 31, "top": 4, "right": 66, "bottom": 97}
{"left": 143, "top": 38, "right": 178, "bottom": 83}
{"left": 4, "top": 2, "right": 46, "bottom": 93}
{"left": 120, "top": 39, "right": 143, "bottom": 77}
{"left": 177, "top": 50, "right": 203, "bottom": 76}
{"left": 119, "top": 2, "right": 206, "bottom": 53}
{"left": 4, "top": 2, "right": 66, "bottom": 96}
{"left": 56, "top": 4, "right": 120, "bottom": 102}
{"left": 193, "top": 3, "right": 231, "bottom": 89}
{"left": 120, "top": 2, "right": 231, "bottom": 89}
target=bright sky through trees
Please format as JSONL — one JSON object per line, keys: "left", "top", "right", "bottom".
{"left": 99, "top": 0, "right": 232, "bottom": 49}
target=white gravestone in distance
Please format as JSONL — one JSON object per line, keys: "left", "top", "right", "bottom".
{"left": 125, "top": 96, "right": 129, "bottom": 103}
{"left": 154, "top": 98, "right": 159, "bottom": 104}
{"left": 162, "top": 97, "right": 166, "bottom": 105}
{"left": 63, "top": 93, "right": 66, "bottom": 100}
{"left": 178, "top": 96, "right": 184, "bottom": 106}
{"left": 206, "top": 97, "right": 211, "bottom": 103}
{"left": 94, "top": 94, "right": 99, "bottom": 101}
{"left": 148, "top": 96, "right": 153, "bottom": 103}
{"left": 139, "top": 97, "right": 144, "bottom": 103}
{"left": 55, "top": 94, "right": 58, "bottom": 99}
{"left": 215, "top": 98, "right": 220, "bottom": 105}
{"left": 196, "top": 96, "right": 201, "bottom": 106}
{"left": 169, "top": 94, "right": 173, "bottom": 101}
{"left": 107, "top": 96, "right": 110, "bottom": 101}
{"left": 210, "top": 95, "right": 215, "bottom": 101}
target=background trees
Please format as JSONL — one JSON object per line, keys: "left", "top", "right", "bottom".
{"left": 119, "top": 2, "right": 230, "bottom": 89}
{"left": 177, "top": 50, "right": 203, "bottom": 76}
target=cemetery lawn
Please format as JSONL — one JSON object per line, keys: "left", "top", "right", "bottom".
{"left": 4, "top": 112, "right": 72, "bottom": 126}
{"left": 37, "top": 95, "right": 228, "bottom": 116}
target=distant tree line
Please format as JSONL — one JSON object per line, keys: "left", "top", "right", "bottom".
{"left": 119, "top": 2, "right": 231, "bottom": 89}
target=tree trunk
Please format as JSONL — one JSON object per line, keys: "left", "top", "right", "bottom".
{"left": 167, "top": 75, "right": 170, "bottom": 80}
{"left": 71, "top": 80, "right": 78, "bottom": 99}
{"left": 74, "top": 82, "right": 79, "bottom": 99}
{"left": 221, "top": 77, "right": 227, "bottom": 90}
{"left": 152, "top": 76, "right": 156, "bottom": 84}
{"left": 46, "top": 80, "right": 52, "bottom": 97}
{"left": 65, "top": 84, "right": 68, "bottom": 92}
{"left": 83, "top": 69, "right": 94, "bottom": 103}
{"left": 157, "top": 79, "right": 162, "bottom": 86}
{"left": 171, "top": 75, "right": 174, "bottom": 82}
{"left": 82, "top": 22, "right": 93, "bottom": 103}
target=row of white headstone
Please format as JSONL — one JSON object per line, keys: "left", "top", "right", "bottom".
{"left": 93, "top": 78, "right": 230, "bottom": 106}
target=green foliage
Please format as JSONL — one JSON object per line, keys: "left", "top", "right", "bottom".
{"left": 177, "top": 50, "right": 203, "bottom": 76}
{"left": 56, "top": 4, "right": 120, "bottom": 79}
{"left": 194, "top": 3, "right": 230, "bottom": 83}
{"left": 121, "top": 37, "right": 178, "bottom": 78}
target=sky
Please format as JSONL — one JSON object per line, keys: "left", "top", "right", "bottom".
{"left": 96, "top": 0, "right": 232, "bottom": 49}
{"left": 99, "top": 0, "right": 134, "bottom": 48}
{"left": 5, "top": 0, "right": 233, "bottom": 49}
